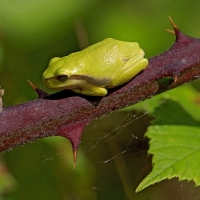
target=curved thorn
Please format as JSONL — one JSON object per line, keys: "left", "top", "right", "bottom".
{"left": 168, "top": 16, "right": 181, "bottom": 41}
{"left": 165, "top": 29, "right": 175, "bottom": 35}
{"left": 27, "top": 79, "right": 37, "bottom": 90}
{"left": 27, "top": 79, "right": 48, "bottom": 98}
{"left": 73, "top": 149, "right": 78, "bottom": 169}
{"left": 168, "top": 16, "right": 179, "bottom": 31}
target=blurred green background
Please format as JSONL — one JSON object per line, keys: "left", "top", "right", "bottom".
{"left": 0, "top": 0, "right": 200, "bottom": 199}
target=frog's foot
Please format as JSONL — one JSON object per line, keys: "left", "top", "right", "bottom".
{"left": 73, "top": 87, "right": 107, "bottom": 96}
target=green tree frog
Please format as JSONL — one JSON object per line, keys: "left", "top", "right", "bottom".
{"left": 42, "top": 38, "right": 148, "bottom": 96}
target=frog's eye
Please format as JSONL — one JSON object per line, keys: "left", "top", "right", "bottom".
{"left": 57, "top": 75, "right": 68, "bottom": 82}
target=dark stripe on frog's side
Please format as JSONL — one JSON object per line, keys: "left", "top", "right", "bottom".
{"left": 70, "top": 75, "right": 111, "bottom": 86}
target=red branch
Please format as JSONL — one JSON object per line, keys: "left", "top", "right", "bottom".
{"left": 0, "top": 19, "right": 200, "bottom": 166}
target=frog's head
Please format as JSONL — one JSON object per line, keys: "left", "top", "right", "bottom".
{"left": 42, "top": 56, "right": 85, "bottom": 90}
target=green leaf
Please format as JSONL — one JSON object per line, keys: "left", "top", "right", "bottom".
{"left": 133, "top": 84, "right": 200, "bottom": 121}
{"left": 136, "top": 100, "right": 200, "bottom": 192}
{"left": 151, "top": 98, "right": 200, "bottom": 126}
{"left": 166, "top": 84, "right": 200, "bottom": 121}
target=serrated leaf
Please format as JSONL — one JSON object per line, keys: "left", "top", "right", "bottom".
{"left": 136, "top": 100, "right": 200, "bottom": 192}
{"left": 136, "top": 125, "right": 200, "bottom": 192}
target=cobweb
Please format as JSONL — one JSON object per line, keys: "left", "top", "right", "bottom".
{"left": 2, "top": 100, "right": 200, "bottom": 200}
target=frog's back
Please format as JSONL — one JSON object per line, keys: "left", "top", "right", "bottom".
{"left": 65, "top": 38, "right": 140, "bottom": 79}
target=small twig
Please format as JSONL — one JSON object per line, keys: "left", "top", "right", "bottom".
{"left": 74, "top": 19, "right": 89, "bottom": 50}
{"left": 0, "top": 87, "right": 4, "bottom": 113}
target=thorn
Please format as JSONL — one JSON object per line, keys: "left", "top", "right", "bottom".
{"left": 168, "top": 16, "right": 181, "bottom": 42}
{"left": 27, "top": 79, "right": 48, "bottom": 98}
{"left": 57, "top": 123, "right": 86, "bottom": 169}
{"left": 27, "top": 79, "right": 37, "bottom": 90}
{"left": 168, "top": 16, "right": 178, "bottom": 31}
{"left": 165, "top": 29, "right": 175, "bottom": 35}
{"left": 0, "top": 87, "right": 4, "bottom": 113}
{"left": 174, "top": 76, "right": 178, "bottom": 83}
{"left": 73, "top": 149, "right": 78, "bottom": 169}
{"left": 0, "top": 87, "right": 5, "bottom": 97}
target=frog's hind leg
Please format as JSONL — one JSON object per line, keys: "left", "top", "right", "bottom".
{"left": 108, "top": 57, "right": 148, "bottom": 88}
{"left": 73, "top": 87, "right": 107, "bottom": 96}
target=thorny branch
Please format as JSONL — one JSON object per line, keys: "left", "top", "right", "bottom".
{"left": 0, "top": 18, "right": 200, "bottom": 167}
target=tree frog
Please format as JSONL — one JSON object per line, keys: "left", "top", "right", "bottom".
{"left": 42, "top": 38, "right": 148, "bottom": 96}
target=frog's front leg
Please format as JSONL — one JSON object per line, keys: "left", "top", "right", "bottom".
{"left": 108, "top": 54, "right": 148, "bottom": 88}
{"left": 73, "top": 86, "right": 107, "bottom": 96}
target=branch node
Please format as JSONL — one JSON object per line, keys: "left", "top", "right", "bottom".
{"left": 27, "top": 79, "right": 48, "bottom": 98}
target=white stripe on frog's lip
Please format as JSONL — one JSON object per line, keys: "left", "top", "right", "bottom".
{"left": 69, "top": 75, "right": 111, "bottom": 86}
{"left": 43, "top": 77, "right": 89, "bottom": 90}
{"left": 43, "top": 75, "right": 111, "bottom": 89}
